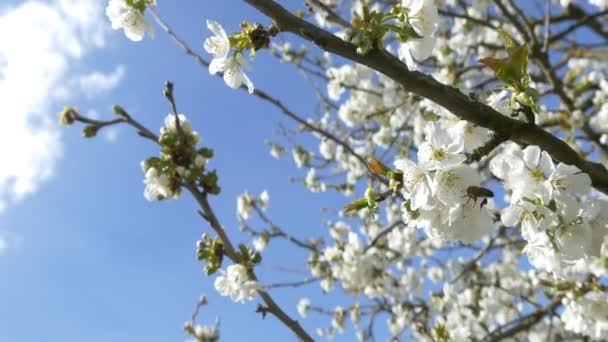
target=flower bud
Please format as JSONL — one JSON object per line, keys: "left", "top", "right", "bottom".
{"left": 59, "top": 106, "right": 77, "bottom": 126}
{"left": 367, "top": 155, "right": 391, "bottom": 176}
{"left": 82, "top": 125, "right": 99, "bottom": 138}
{"left": 112, "top": 105, "right": 128, "bottom": 118}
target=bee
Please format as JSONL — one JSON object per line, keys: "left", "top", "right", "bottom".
{"left": 464, "top": 186, "right": 494, "bottom": 209}
{"left": 248, "top": 24, "right": 271, "bottom": 51}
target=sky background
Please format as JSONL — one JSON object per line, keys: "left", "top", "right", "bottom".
{"left": 0, "top": 0, "right": 358, "bottom": 341}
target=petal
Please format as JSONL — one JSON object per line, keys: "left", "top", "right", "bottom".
{"left": 394, "top": 158, "right": 416, "bottom": 172}
{"left": 398, "top": 45, "right": 418, "bottom": 71}
{"left": 417, "top": 142, "right": 433, "bottom": 165}
{"left": 567, "top": 172, "right": 591, "bottom": 194}
{"left": 223, "top": 62, "right": 244, "bottom": 89}
{"left": 427, "top": 122, "right": 448, "bottom": 147}
{"left": 538, "top": 151, "right": 554, "bottom": 174}
{"left": 522, "top": 145, "right": 540, "bottom": 169}
{"left": 236, "top": 53, "right": 251, "bottom": 70}
{"left": 124, "top": 28, "right": 144, "bottom": 42}
{"left": 408, "top": 35, "right": 436, "bottom": 61}
{"left": 209, "top": 57, "right": 227, "bottom": 75}
{"left": 445, "top": 135, "right": 464, "bottom": 154}
{"left": 204, "top": 36, "right": 230, "bottom": 57}
{"left": 410, "top": 184, "right": 430, "bottom": 210}
{"left": 535, "top": 180, "right": 553, "bottom": 204}
{"left": 554, "top": 163, "right": 578, "bottom": 177}
{"left": 501, "top": 205, "right": 523, "bottom": 226}
{"left": 440, "top": 153, "right": 466, "bottom": 169}
{"left": 242, "top": 71, "right": 255, "bottom": 94}
{"left": 206, "top": 20, "right": 228, "bottom": 41}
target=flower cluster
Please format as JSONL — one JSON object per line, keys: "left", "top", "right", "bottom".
{"left": 489, "top": 144, "right": 608, "bottom": 276}
{"left": 106, "top": 0, "right": 155, "bottom": 41}
{"left": 561, "top": 291, "right": 608, "bottom": 339}
{"left": 214, "top": 264, "right": 260, "bottom": 303}
{"left": 202, "top": 19, "right": 273, "bottom": 94}
{"left": 141, "top": 114, "right": 215, "bottom": 201}
{"left": 399, "top": 122, "right": 493, "bottom": 243}
{"left": 236, "top": 190, "right": 269, "bottom": 220}
{"left": 344, "top": 0, "right": 439, "bottom": 70}
{"left": 398, "top": 0, "right": 440, "bottom": 70}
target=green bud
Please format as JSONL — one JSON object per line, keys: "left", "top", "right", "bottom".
{"left": 112, "top": 105, "right": 128, "bottom": 118}
{"left": 164, "top": 81, "right": 174, "bottom": 100}
{"left": 356, "top": 37, "right": 373, "bottom": 55}
{"left": 365, "top": 183, "right": 378, "bottom": 213}
{"left": 251, "top": 251, "right": 262, "bottom": 265}
{"left": 83, "top": 125, "right": 99, "bottom": 138}
{"left": 515, "top": 87, "right": 540, "bottom": 113}
{"left": 201, "top": 170, "right": 221, "bottom": 195}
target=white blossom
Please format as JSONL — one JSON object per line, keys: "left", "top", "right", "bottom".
{"left": 106, "top": 0, "right": 154, "bottom": 42}
{"left": 562, "top": 292, "right": 608, "bottom": 339}
{"left": 237, "top": 191, "right": 253, "bottom": 220}
{"left": 204, "top": 20, "right": 254, "bottom": 94}
{"left": 418, "top": 122, "right": 466, "bottom": 170}
{"left": 143, "top": 167, "right": 173, "bottom": 201}
{"left": 252, "top": 236, "right": 268, "bottom": 252}
{"left": 297, "top": 297, "right": 312, "bottom": 318}
{"left": 259, "top": 190, "right": 270, "bottom": 209}
{"left": 214, "top": 264, "right": 260, "bottom": 303}
{"left": 395, "top": 159, "right": 433, "bottom": 210}
{"left": 398, "top": 0, "right": 439, "bottom": 70}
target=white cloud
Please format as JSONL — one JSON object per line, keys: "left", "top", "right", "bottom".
{"left": 78, "top": 64, "right": 127, "bottom": 98}
{"left": 0, "top": 0, "right": 111, "bottom": 214}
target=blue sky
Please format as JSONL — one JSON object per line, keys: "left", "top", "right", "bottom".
{"left": 0, "top": 1, "right": 359, "bottom": 341}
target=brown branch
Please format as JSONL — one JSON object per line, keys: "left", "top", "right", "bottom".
{"left": 250, "top": 203, "right": 318, "bottom": 252}
{"left": 263, "top": 276, "right": 322, "bottom": 290}
{"left": 188, "top": 185, "right": 314, "bottom": 342}
{"left": 304, "top": 0, "right": 351, "bottom": 29}
{"left": 484, "top": 297, "right": 562, "bottom": 341}
{"left": 363, "top": 220, "right": 403, "bottom": 253}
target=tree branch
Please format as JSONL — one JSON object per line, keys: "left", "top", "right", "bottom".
{"left": 240, "top": 0, "right": 608, "bottom": 195}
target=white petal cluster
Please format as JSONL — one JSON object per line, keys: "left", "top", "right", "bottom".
{"left": 490, "top": 144, "right": 603, "bottom": 275}
{"left": 398, "top": 0, "right": 440, "bottom": 70}
{"left": 204, "top": 20, "right": 254, "bottom": 94}
{"left": 236, "top": 190, "right": 269, "bottom": 220}
{"left": 561, "top": 292, "right": 608, "bottom": 339}
{"left": 398, "top": 122, "right": 493, "bottom": 243}
{"left": 106, "top": 0, "right": 154, "bottom": 42}
{"left": 297, "top": 297, "right": 312, "bottom": 318}
{"left": 214, "top": 264, "right": 260, "bottom": 303}
{"left": 142, "top": 114, "right": 205, "bottom": 201}
{"left": 323, "top": 232, "right": 392, "bottom": 295}
{"left": 143, "top": 166, "right": 173, "bottom": 201}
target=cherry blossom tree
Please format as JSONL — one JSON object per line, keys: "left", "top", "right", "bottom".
{"left": 62, "top": 0, "right": 608, "bottom": 340}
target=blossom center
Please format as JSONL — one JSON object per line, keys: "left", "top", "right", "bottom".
{"left": 552, "top": 177, "right": 566, "bottom": 190}
{"left": 431, "top": 147, "right": 447, "bottom": 162}
{"left": 440, "top": 170, "right": 458, "bottom": 189}
{"left": 530, "top": 167, "right": 545, "bottom": 181}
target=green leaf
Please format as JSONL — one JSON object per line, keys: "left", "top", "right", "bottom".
{"left": 496, "top": 29, "right": 515, "bottom": 51}
{"left": 251, "top": 252, "right": 262, "bottom": 265}
{"left": 198, "top": 148, "right": 215, "bottom": 159}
